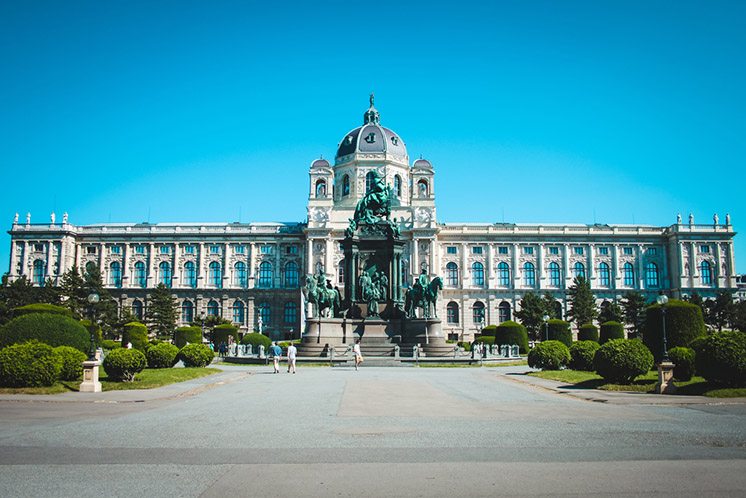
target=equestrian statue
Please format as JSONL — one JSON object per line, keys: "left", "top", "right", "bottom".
{"left": 303, "top": 269, "right": 341, "bottom": 318}
{"left": 404, "top": 270, "right": 443, "bottom": 319}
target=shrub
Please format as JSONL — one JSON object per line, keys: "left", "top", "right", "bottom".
{"left": 577, "top": 323, "right": 599, "bottom": 342}
{"left": 600, "top": 321, "right": 625, "bottom": 344}
{"left": 241, "top": 333, "right": 272, "bottom": 350}
{"left": 668, "top": 347, "right": 695, "bottom": 382}
{"left": 101, "top": 339, "right": 121, "bottom": 350}
{"left": 693, "top": 331, "right": 746, "bottom": 387}
{"left": 593, "top": 339, "right": 654, "bottom": 384}
{"left": 212, "top": 324, "right": 239, "bottom": 344}
{"left": 0, "top": 341, "right": 61, "bottom": 387}
{"left": 528, "top": 340, "right": 570, "bottom": 370}
{"left": 494, "top": 321, "right": 529, "bottom": 354}
{"left": 547, "top": 319, "right": 572, "bottom": 347}
{"left": 79, "top": 319, "right": 103, "bottom": 345}
{"left": 102, "top": 348, "right": 146, "bottom": 382}
{"left": 54, "top": 345, "right": 87, "bottom": 381}
{"left": 174, "top": 326, "right": 203, "bottom": 348}
{"left": 644, "top": 300, "right": 706, "bottom": 361}
{"left": 146, "top": 342, "right": 179, "bottom": 369}
{"left": 569, "top": 340, "right": 600, "bottom": 371}
{"left": 480, "top": 325, "right": 498, "bottom": 337}
{"left": 122, "top": 322, "right": 148, "bottom": 351}
{"left": 0, "top": 313, "right": 89, "bottom": 352}
{"left": 178, "top": 344, "right": 214, "bottom": 367}
{"left": 14, "top": 303, "right": 73, "bottom": 318}
{"left": 474, "top": 335, "right": 495, "bottom": 346}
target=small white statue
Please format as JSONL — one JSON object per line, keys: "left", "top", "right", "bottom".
{"left": 676, "top": 213, "right": 682, "bottom": 224}
{"left": 13, "top": 213, "right": 18, "bottom": 224}
{"left": 26, "top": 212, "right": 31, "bottom": 225}
{"left": 726, "top": 213, "right": 731, "bottom": 225}
{"left": 713, "top": 213, "right": 719, "bottom": 225}
{"left": 62, "top": 212, "right": 68, "bottom": 224}
{"left": 50, "top": 212, "right": 55, "bottom": 224}
{"left": 689, "top": 213, "right": 694, "bottom": 225}
{"left": 257, "top": 316, "right": 263, "bottom": 334}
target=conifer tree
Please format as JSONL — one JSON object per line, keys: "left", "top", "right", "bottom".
{"left": 567, "top": 277, "right": 598, "bottom": 325}
{"left": 621, "top": 291, "right": 647, "bottom": 339}
{"left": 146, "top": 283, "right": 178, "bottom": 340}
{"left": 599, "top": 300, "right": 623, "bottom": 323}
{"left": 515, "top": 292, "right": 549, "bottom": 339}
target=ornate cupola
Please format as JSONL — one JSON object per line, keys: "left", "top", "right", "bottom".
{"left": 363, "top": 93, "right": 380, "bottom": 124}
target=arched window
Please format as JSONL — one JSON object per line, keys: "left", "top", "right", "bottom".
{"left": 472, "top": 301, "right": 485, "bottom": 325}
{"left": 523, "top": 262, "right": 535, "bottom": 287}
{"left": 573, "top": 262, "right": 586, "bottom": 279}
{"left": 446, "top": 301, "right": 459, "bottom": 324}
{"left": 645, "top": 262, "right": 659, "bottom": 288}
{"left": 498, "top": 301, "right": 511, "bottom": 323}
{"left": 207, "top": 299, "right": 220, "bottom": 317}
{"left": 181, "top": 301, "right": 194, "bottom": 324}
{"left": 417, "top": 179, "right": 429, "bottom": 197}
{"left": 110, "top": 262, "right": 122, "bottom": 288}
{"left": 32, "top": 259, "right": 45, "bottom": 286}
{"left": 284, "top": 261, "right": 299, "bottom": 287}
{"left": 132, "top": 300, "right": 144, "bottom": 321}
{"left": 184, "top": 261, "right": 197, "bottom": 288}
{"left": 258, "top": 302, "right": 271, "bottom": 326}
{"left": 284, "top": 301, "right": 297, "bottom": 324}
{"left": 471, "top": 262, "right": 484, "bottom": 287}
{"left": 258, "top": 261, "right": 273, "bottom": 288}
{"left": 599, "top": 262, "right": 611, "bottom": 288}
{"left": 394, "top": 175, "right": 402, "bottom": 197}
{"left": 342, "top": 174, "right": 350, "bottom": 196}
{"left": 623, "top": 263, "right": 635, "bottom": 287}
{"left": 402, "top": 259, "right": 409, "bottom": 287}
{"left": 365, "top": 171, "right": 376, "bottom": 193}
{"left": 548, "top": 262, "right": 561, "bottom": 287}
{"left": 497, "top": 262, "right": 510, "bottom": 287}
{"left": 553, "top": 301, "right": 563, "bottom": 320}
{"left": 209, "top": 262, "right": 222, "bottom": 288}
{"left": 232, "top": 300, "right": 245, "bottom": 324}
{"left": 338, "top": 259, "right": 345, "bottom": 285}
{"left": 700, "top": 261, "right": 713, "bottom": 285}
{"left": 159, "top": 262, "right": 172, "bottom": 287}
{"left": 446, "top": 262, "right": 459, "bottom": 286}
{"left": 234, "top": 262, "right": 247, "bottom": 288}
{"left": 315, "top": 179, "right": 326, "bottom": 198}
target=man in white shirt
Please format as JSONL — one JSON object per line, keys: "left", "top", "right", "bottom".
{"left": 287, "top": 343, "right": 297, "bottom": 374}
{"left": 353, "top": 339, "right": 363, "bottom": 371}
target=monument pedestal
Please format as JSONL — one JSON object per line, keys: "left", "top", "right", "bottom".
{"left": 655, "top": 361, "right": 677, "bottom": 394}
{"left": 79, "top": 360, "right": 102, "bottom": 393}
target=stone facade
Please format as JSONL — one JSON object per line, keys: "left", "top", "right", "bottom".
{"left": 6, "top": 98, "right": 738, "bottom": 340}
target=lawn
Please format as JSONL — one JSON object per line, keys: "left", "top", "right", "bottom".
{"left": 0, "top": 367, "right": 220, "bottom": 395}
{"left": 528, "top": 369, "right": 746, "bottom": 398}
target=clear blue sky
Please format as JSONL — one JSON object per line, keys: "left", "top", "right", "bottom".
{"left": 1, "top": 1, "right": 744, "bottom": 272}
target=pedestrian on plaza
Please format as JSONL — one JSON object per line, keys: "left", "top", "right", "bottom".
{"left": 287, "top": 342, "right": 297, "bottom": 374}
{"left": 353, "top": 339, "right": 363, "bottom": 371}
{"left": 269, "top": 341, "right": 282, "bottom": 373}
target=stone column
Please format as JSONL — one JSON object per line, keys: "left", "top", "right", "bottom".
{"left": 563, "top": 244, "right": 571, "bottom": 289}
{"left": 714, "top": 242, "right": 723, "bottom": 289}
{"left": 122, "top": 243, "right": 130, "bottom": 286}
{"left": 276, "top": 242, "right": 282, "bottom": 287}
{"left": 612, "top": 244, "right": 620, "bottom": 290}
{"left": 588, "top": 243, "right": 595, "bottom": 287}
{"left": 198, "top": 243, "right": 206, "bottom": 289}
{"left": 537, "top": 243, "right": 544, "bottom": 289}
{"left": 636, "top": 245, "right": 644, "bottom": 289}
{"left": 486, "top": 243, "right": 494, "bottom": 288}
{"left": 661, "top": 244, "right": 670, "bottom": 290}
{"left": 512, "top": 243, "right": 519, "bottom": 289}
{"left": 98, "top": 243, "right": 105, "bottom": 284}
{"left": 435, "top": 240, "right": 442, "bottom": 279}
{"left": 460, "top": 243, "right": 467, "bottom": 287}
{"left": 412, "top": 237, "right": 418, "bottom": 280}
{"left": 323, "top": 239, "right": 331, "bottom": 277}
{"left": 9, "top": 241, "right": 18, "bottom": 277}
{"left": 250, "top": 242, "right": 258, "bottom": 289}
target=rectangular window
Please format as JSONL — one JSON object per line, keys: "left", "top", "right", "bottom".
{"left": 548, "top": 247, "right": 559, "bottom": 255}
{"left": 209, "top": 245, "right": 220, "bottom": 254}
{"left": 498, "top": 246, "right": 508, "bottom": 255}
{"left": 287, "top": 245, "right": 299, "bottom": 254}
{"left": 699, "top": 245, "right": 710, "bottom": 254}
{"left": 260, "top": 245, "right": 272, "bottom": 254}
{"left": 34, "top": 243, "right": 45, "bottom": 252}
{"left": 573, "top": 247, "right": 584, "bottom": 255}
{"left": 647, "top": 247, "right": 658, "bottom": 256}
{"left": 598, "top": 247, "right": 609, "bottom": 255}
{"left": 86, "top": 246, "right": 97, "bottom": 255}
{"left": 135, "top": 245, "right": 145, "bottom": 254}
{"left": 160, "top": 246, "right": 171, "bottom": 254}
{"left": 472, "top": 246, "right": 483, "bottom": 255}
{"left": 446, "top": 246, "right": 457, "bottom": 254}
{"left": 623, "top": 247, "right": 633, "bottom": 255}
{"left": 235, "top": 245, "right": 245, "bottom": 254}
{"left": 523, "top": 246, "right": 534, "bottom": 255}
{"left": 110, "top": 246, "right": 121, "bottom": 255}
{"left": 184, "top": 245, "right": 195, "bottom": 254}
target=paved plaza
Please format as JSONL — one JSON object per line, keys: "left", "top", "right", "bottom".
{"left": 0, "top": 364, "right": 745, "bottom": 497}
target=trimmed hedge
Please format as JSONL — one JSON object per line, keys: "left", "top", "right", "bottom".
{"left": 474, "top": 335, "right": 495, "bottom": 346}
{"left": 101, "top": 339, "right": 121, "bottom": 350}
{"left": 569, "top": 340, "right": 600, "bottom": 371}
{"left": 644, "top": 300, "right": 706, "bottom": 361}
{"left": 102, "top": 348, "right": 146, "bottom": 382}
{"left": 14, "top": 303, "right": 73, "bottom": 317}
{"left": 480, "top": 325, "right": 498, "bottom": 337}
{"left": 593, "top": 339, "right": 654, "bottom": 384}
{"left": 692, "top": 331, "right": 746, "bottom": 387}
{"left": 577, "top": 323, "right": 599, "bottom": 342}
{"left": 240, "top": 333, "right": 272, "bottom": 350}
{"left": 54, "top": 345, "right": 87, "bottom": 381}
{"left": 494, "top": 321, "right": 529, "bottom": 354}
{"left": 174, "top": 326, "right": 203, "bottom": 348}
{"left": 668, "top": 346, "right": 695, "bottom": 382}
{"left": 600, "top": 321, "right": 625, "bottom": 345}
{"left": 122, "top": 322, "right": 148, "bottom": 351}
{"left": 0, "top": 341, "right": 61, "bottom": 387}
{"left": 0, "top": 313, "right": 89, "bottom": 352}
{"left": 547, "top": 319, "right": 572, "bottom": 347}
{"left": 528, "top": 340, "right": 570, "bottom": 370}
{"left": 178, "top": 344, "right": 214, "bottom": 368}
{"left": 212, "top": 324, "right": 239, "bottom": 344}
{"left": 146, "top": 342, "right": 179, "bottom": 369}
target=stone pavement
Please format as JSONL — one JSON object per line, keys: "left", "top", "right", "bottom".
{"left": 0, "top": 364, "right": 744, "bottom": 497}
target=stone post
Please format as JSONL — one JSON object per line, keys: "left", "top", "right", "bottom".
{"left": 655, "top": 361, "right": 677, "bottom": 394}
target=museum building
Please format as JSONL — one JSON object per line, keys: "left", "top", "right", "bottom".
{"left": 6, "top": 97, "right": 738, "bottom": 340}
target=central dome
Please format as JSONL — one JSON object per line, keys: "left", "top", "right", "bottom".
{"left": 335, "top": 94, "right": 408, "bottom": 163}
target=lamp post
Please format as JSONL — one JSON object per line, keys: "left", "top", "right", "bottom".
{"left": 656, "top": 294, "right": 669, "bottom": 361}
{"left": 543, "top": 314, "right": 550, "bottom": 342}
{"left": 200, "top": 311, "right": 206, "bottom": 344}
{"left": 86, "top": 292, "right": 100, "bottom": 361}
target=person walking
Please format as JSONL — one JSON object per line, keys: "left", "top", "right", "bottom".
{"left": 353, "top": 339, "right": 363, "bottom": 371}
{"left": 269, "top": 341, "right": 282, "bottom": 373}
{"left": 287, "top": 342, "right": 297, "bottom": 374}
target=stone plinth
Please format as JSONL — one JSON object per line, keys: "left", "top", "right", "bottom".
{"left": 79, "top": 360, "right": 102, "bottom": 393}
{"left": 655, "top": 361, "right": 677, "bottom": 394}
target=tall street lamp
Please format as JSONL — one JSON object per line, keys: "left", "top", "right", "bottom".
{"left": 86, "top": 292, "right": 100, "bottom": 361}
{"left": 656, "top": 294, "right": 669, "bottom": 361}
{"left": 200, "top": 311, "right": 206, "bottom": 343}
{"left": 543, "top": 314, "right": 550, "bottom": 342}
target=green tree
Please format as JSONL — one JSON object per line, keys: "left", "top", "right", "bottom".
{"left": 146, "top": 284, "right": 178, "bottom": 340}
{"left": 0, "top": 276, "right": 37, "bottom": 324}
{"left": 733, "top": 300, "right": 746, "bottom": 333}
{"left": 567, "top": 277, "right": 597, "bottom": 326}
{"left": 59, "top": 266, "right": 88, "bottom": 318}
{"left": 621, "top": 291, "right": 647, "bottom": 339}
{"left": 705, "top": 291, "right": 736, "bottom": 331}
{"left": 542, "top": 292, "right": 561, "bottom": 319}
{"left": 60, "top": 265, "right": 118, "bottom": 337}
{"left": 598, "top": 300, "right": 623, "bottom": 323}
{"left": 515, "top": 292, "right": 549, "bottom": 340}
